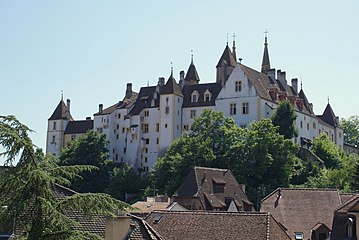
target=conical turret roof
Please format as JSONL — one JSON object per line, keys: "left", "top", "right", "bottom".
{"left": 216, "top": 45, "right": 236, "bottom": 68}
{"left": 48, "top": 100, "right": 73, "bottom": 121}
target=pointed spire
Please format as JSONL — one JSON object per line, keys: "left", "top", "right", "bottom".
{"left": 232, "top": 33, "right": 237, "bottom": 62}
{"left": 191, "top": 50, "right": 194, "bottom": 65}
{"left": 261, "top": 30, "right": 271, "bottom": 74}
{"left": 61, "top": 90, "right": 64, "bottom": 101}
{"left": 184, "top": 52, "right": 200, "bottom": 84}
{"left": 226, "top": 33, "right": 229, "bottom": 46}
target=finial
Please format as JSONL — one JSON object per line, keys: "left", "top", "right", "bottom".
{"left": 191, "top": 50, "right": 194, "bottom": 64}
{"left": 226, "top": 33, "right": 229, "bottom": 45}
{"left": 147, "top": 79, "right": 149, "bottom": 87}
{"left": 264, "top": 29, "right": 269, "bottom": 44}
{"left": 170, "top": 62, "right": 173, "bottom": 77}
{"left": 232, "top": 33, "right": 237, "bottom": 43}
{"left": 61, "top": 90, "right": 63, "bottom": 101}
{"left": 300, "top": 80, "right": 303, "bottom": 90}
{"left": 327, "top": 96, "right": 330, "bottom": 104}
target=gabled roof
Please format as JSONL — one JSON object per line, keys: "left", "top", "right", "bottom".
{"left": 184, "top": 61, "right": 200, "bottom": 83}
{"left": 64, "top": 120, "right": 93, "bottom": 135}
{"left": 182, "top": 83, "right": 221, "bottom": 108}
{"left": 173, "top": 167, "right": 252, "bottom": 211}
{"left": 216, "top": 44, "right": 236, "bottom": 68}
{"left": 317, "top": 103, "right": 339, "bottom": 127}
{"left": 160, "top": 73, "right": 182, "bottom": 96}
{"left": 94, "top": 93, "right": 138, "bottom": 116}
{"left": 129, "top": 86, "right": 159, "bottom": 115}
{"left": 145, "top": 211, "right": 291, "bottom": 240}
{"left": 260, "top": 188, "right": 343, "bottom": 239}
{"left": 48, "top": 100, "right": 73, "bottom": 121}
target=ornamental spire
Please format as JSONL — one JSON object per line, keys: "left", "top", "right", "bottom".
{"left": 261, "top": 29, "right": 271, "bottom": 74}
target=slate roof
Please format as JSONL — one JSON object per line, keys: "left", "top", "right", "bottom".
{"left": 145, "top": 211, "right": 291, "bottom": 240}
{"left": 94, "top": 93, "right": 138, "bottom": 116}
{"left": 317, "top": 103, "right": 340, "bottom": 127}
{"left": 173, "top": 167, "right": 253, "bottom": 211}
{"left": 260, "top": 188, "right": 344, "bottom": 240}
{"left": 184, "top": 61, "right": 200, "bottom": 83}
{"left": 182, "top": 83, "right": 221, "bottom": 108}
{"left": 48, "top": 100, "right": 73, "bottom": 121}
{"left": 64, "top": 120, "right": 93, "bottom": 134}
{"left": 216, "top": 45, "right": 237, "bottom": 68}
{"left": 160, "top": 73, "right": 182, "bottom": 96}
{"left": 239, "top": 64, "right": 314, "bottom": 115}
{"left": 129, "top": 86, "right": 159, "bottom": 115}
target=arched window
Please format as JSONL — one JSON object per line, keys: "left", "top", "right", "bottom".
{"left": 345, "top": 217, "right": 354, "bottom": 237}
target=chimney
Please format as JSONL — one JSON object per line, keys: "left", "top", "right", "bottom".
{"left": 291, "top": 78, "right": 298, "bottom": 93}
{"left": 267, "top": 68, "right": 276, "bottom": 80}
{"left": 240, "top": 184, "right": 246, "bottom": 193}
{"left": 66, "top": 99, "right": 71, "bottom": 113}
{"left": 158, "top": 77, "right": 165, "bottom": 87}
{"left": 99, "top": 104, "right": 103, "bottom": 114}
{"left": 180, "top": 71, "right": 185, "bottom": 81}
{"left": 105, "top": 216, "right": 131, "bottom": 240}
{"left": 86, "top": 117, "right": 91, "bottom": 120}
{"left": 278, "top": 71, "right": 287, "bottom": 91}
{"left": 125, "top": 83, "right": 133, "bottom": 99}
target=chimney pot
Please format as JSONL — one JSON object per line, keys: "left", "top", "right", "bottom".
{"left": 291, "top": 78, "right": 298, "bottom": 93}
{"left": 86, "top": 117, "right": 91, "bottom": 120}
{"left": 66, "top": 99, "right": 71, "bottom": 113}
{"left": 125, "top": 83, "right": 133, "bottom": 99}
{"left": 99, "top": 104, "right": 103, "bottom": 113}
{"left": 158, "top": 77, "right": 165, "bottom": 87}
{"left": 180, "top": 71, "right": 185, "bottom": 81}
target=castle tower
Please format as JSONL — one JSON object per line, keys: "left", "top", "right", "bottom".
{"left": 216, "top": 43, "right": 236, "bottom": 87}
{"left": 159, "top": 68, "right": 183, "bottom": 154}
{"left": 46, "top": 98, "right": 73, "bottom": 156}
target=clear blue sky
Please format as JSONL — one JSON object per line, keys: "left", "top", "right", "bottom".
{"left": 1, "top": 1, "right": 358, "bottom": 163}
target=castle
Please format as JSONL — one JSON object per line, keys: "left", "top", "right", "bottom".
{"left": 46, "top": 36, "right": 343, "bottom": 175}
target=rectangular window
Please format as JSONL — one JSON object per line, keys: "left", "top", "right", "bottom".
{"left": 230, "top": 103, "right": 237, "bottom": 115}
{"left": 71, "top": 134, "right": 76, "bottom": 141}
{"left": 183, "top": 125, "right": 189, "bottom": 131}
{"left": 157, "top": 138, "right": 159, "bottom": 144}
{"left": 145, "top": 157, "right": 148, "bottom": 163}
{"left": 144, "top": 110, "right": 149, "bottom": 117}
{"left": 205, "top": 93, "right": 210, "bottom": 102}
{"left": 116, "top": 134, "right": 119, "bottom": 140}
{"left": 192, "top": 94, "right": 197, "bottom": 103}
{"left": 145, "top": 138, "right": 149, "bottom": 144}
{"left": 165, "top": 124, "right": 168, "bottom": 128}
{"left": 122, "top": 127, "right": 126, "bottom": 133}
{"left": 53, "top": 122, "right": 56, "bottom": 130}
{"left": 156, "top": 123, "right": 159, "bottom": 132}
{"left": 307, "top": 123, "right": 310, "bottom": 131}
{"left": 300, "top": 121, "right": 303, "bottom": 129}
{"left": 145, "top": 148, "right": 148, "bottom": 153}
{"left": 123, "top": 147, "right": 126, "bottom": 153}
{"left": 52, "top": 135, "right": 56, "bottom": 143}
{"left": 117, "top": 124, "right": 119, "bottom": 129}
{"left": 313, "top": 123, "right": 316, "bottom": 129}
{"left": 165, "top": 106, "right": 169, "bottom": 114}
{"left": 242, "top": 102, "right": 249, "bottom": 114}
{"left": 118, "top": 114, "right": 121, "bottom": 119}
{"left": 235, "top": 81, "right": 242, "bottom": 92}
{"left": 190, "top": 110, "right": 196, "bottom": 119}
{"left": 143, "top": 124, "right": 149, "bottom": 133}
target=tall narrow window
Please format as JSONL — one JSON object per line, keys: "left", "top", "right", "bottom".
{"left": 156, "top": 123, "right": 159, "bottom": 132}
{"left": 242, "top": 102, "right": 249, "bottom": 114}
{"left": 143, "top": 124, "right": 149, "bottom": 133}
{"left": 230, "top": 103, "right": 237, "bottom": 115}
{"left": 235, "top": 81, "right": 242, "bottom": 92}
{"left": 53, "top": 122, "right": 56, "bottom": 130}
{"left": 144, "top": 110, "right": 149, "bottom": 117}
{"left": 190, "top": 110, "right": 196, "bottom": 119}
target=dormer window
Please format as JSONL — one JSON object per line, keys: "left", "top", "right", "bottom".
{"left": 235, "top": 81, "right": 242, "bottom": 92}
{"left": 204, "top": 89, "right": 211, "bottom": 102}
{"left": 191, "top": 90, "right": 199, "bottom": 103}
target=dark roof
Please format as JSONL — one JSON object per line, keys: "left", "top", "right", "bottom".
{"left": 239, "top": 64, "right": 314, "bottom": 115}
{"left": 64, "top": 120, "right": 93, "bottom": 134}
{"left": 216, "top": 45, "right": 236, "bottom": 68}
{"left": 94, "top": 93, "right": 138, "bottom": 116}
{"left": 160, "top": 73, "right": 182, "bottom": 96}
{"left": 145, "top": 211, "right": 291, "bottom": 240}
{"left": 173, "top": 167, "right": 252, "bottom": 211}
{"left": 129, "top": 86, "right": 159, "bottom": 115}
{"left": 317, "top": 103, "right": 339, "bottom": 127}
{"left": 48, "top": 100, "right": 73, "bottom": 121}
{"left": 182, "top": 83, "right": 221, "bottom": 108}
{"left": 260, "top": 188, "right": 343, "bottom": 239}
{"left": 184, "top": 61, "right": 200, "bottom": 83}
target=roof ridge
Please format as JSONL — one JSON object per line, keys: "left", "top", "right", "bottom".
{"left": 194, "top": 166, "right": 229, "bottom": 171}
{"left": 335, "top": 193, "right": 359, "bottom": 212}
{"left": 150, "top": 210, "right": 268, "bottom": 216}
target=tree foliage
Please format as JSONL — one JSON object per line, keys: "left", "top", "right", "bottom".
{"left": 271, "top": 100, "right": 298, "bottom": 139}
{"left": 340, "top": 115, "right": 359, "bottom": 146}
{"left": 151, "top": 110, "right": 298, "bottom": 204}
{"left": 0, "top": 115, "right": 131, "bottom": 240}
{"left": 311, "top": 134, "right": 342, "bottom": 169}
{"left": 59, "top": 130, "right": 111, "bottom": 193}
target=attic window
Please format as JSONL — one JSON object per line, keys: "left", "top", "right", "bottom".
{"left": 153, "top": 214, "right": 163, "bottom": 224}
{"left": 294, "top": 232, "right": 303, "bottom": 240}
{"left": 191, "top": 90, "right": 199, "bottom": 103}
{"left": 204, "top": 89, "right": 211, "bottom": 102}
{"left": 235, "top": 81, "right": 242, "bottom": 92}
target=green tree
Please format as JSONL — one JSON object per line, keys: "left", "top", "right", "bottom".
{"left": 59, "top": 130, "right": 111, "bottom": 193}
{"left": 0, "top": 115, "right": 130, "bottom": 240}
{"left": 271, "top": 100, "right": 298, "bottom": 139}
{"left": 340, "top": 115, "right": 359, "bottom": 146}
{"left": 231, "top": 119, "right": 298, "bottom": 203}
{"left": 108, "top": 163, "right": 148, "bottom": 201}
{"left": 311, "top": 134, "right": 342, "bottom": 169}
{"left": 151, "top": 110, "right": 243, "bottom": 195}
